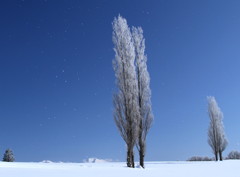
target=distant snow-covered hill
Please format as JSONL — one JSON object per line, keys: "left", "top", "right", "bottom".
{"left": 83, "top": 158, "right": 112, "bottom": 163}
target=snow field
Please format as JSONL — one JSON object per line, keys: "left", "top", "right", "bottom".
{"left": 0, "top": 160, "right": 239, "bottom": 177}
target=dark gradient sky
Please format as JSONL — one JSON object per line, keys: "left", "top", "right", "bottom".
{"left": 1, "top": 0, "right": 240, "bottom": 162}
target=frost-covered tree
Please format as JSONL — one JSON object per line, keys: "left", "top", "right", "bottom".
{"left": 112, "top": 15, "right": 140, "bottom": 168}
{"left": 218, "top": 123, "right": 228, "bottom": 161}
{"left": 207, "top": 96, "right": 219, "bottom": 161}
{"left": 3, "top": 149, "right": 15, "bottom": 162}
{"left": 227, "top": 151, "right": 240, "bottom": 159}
{"left": 207, "top": 96, "right": 227, "bottom": 161}
{"left": 132, "top": 26, "right": 153, "bottom": 168}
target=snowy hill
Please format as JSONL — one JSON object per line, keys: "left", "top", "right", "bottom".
{"left": 83, "top": 158, "right": 112, "bottom": 163}
{"left": 0, "top": 160, "right": 239, "bottom": 177}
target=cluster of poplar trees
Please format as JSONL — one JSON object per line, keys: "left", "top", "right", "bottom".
{"left": 112, "top": 16, "right": 229, "bottom": 168}
{"left": 112, "top": 15, "right": 153, "bottom": 168}
{"left": 207, "top": 96, "right": 228, "bottom": 161}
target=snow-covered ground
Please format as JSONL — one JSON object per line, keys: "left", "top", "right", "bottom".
{"left": 0, "top": 160, "right": 239, "bottom": 177}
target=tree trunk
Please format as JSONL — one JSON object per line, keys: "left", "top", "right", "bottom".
{"left": 215, "top": 152, "right": 218, "bottom": 161}
{"left": 219, "top": 151, "right": 223, "bottom": 161}
{"left": 127, "top": 147, "right": 135, "bottom": 168}
{"left": 131, "top": 152, "right": 135, "bottom": 168}
{"left": 139, "top": 149, "right": 145, "bottom": 168}
{"left": 138, "top": 119, "right": 145, "bottom": 168}
{"left": 127, "top": 148, "right": 132, "bottom": 167}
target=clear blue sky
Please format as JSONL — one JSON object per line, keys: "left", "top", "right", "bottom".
{"left": 1, "top": 0, "right": 240, "bottom": 162}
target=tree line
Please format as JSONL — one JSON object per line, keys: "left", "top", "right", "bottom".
{"left": 188, "top": 151, "right": 240, "bottom": 161}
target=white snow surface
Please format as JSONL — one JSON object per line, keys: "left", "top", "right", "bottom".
{"left": 0, "top": 160, "right": 239, "bottom": 177}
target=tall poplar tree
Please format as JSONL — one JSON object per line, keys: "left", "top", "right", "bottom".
{"left": 112, "top": 15, "right": 140, "bottom": 168}
{"left": 132, "top": 26, "right": 153, "bottom": 168}
{"left": 207, "top": 96, "right": 227, "bottom": 161}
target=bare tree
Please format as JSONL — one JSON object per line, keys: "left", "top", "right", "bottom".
{"left": 207, "top": 96, "right": 227, "bottom": 161}
{"left": 112, "top": 15, "right": 140, "bottom": 168}
{"left": 132, "top": 26, "right": 153, "bottom": 168}
{"left": 187, "top": 156, "right": 212, "bottom": 161}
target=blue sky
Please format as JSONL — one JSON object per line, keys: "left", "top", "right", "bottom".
{"left": 0, "top": 0, "right": 240, "bottom": 162}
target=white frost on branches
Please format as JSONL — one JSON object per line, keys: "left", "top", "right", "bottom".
{"left": 132, "top": 26, "right": 153, "bottom": 168}
{"left": 207, "top": 96, "right": 227, "bottom": 161}
{"left": 112, "top": 15, "right": 140, "bottom": 168}
{"left": 112, "top": 15, "right": 153, "bottom": 168}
